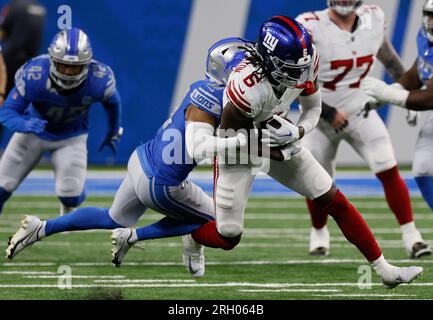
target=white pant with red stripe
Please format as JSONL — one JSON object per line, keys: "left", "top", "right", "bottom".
{"left": 214, "top": 147, "right": 333, "bottom": 237}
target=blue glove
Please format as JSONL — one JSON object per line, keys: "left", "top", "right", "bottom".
{"left": 22, "top": 118, "right": 48, "bottom": 134}
{"left": 98, "top": 127, "right": 124, "bottom": 154}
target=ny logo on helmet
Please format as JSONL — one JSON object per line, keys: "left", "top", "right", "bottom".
{"left": 263, "top": 32, "right": 279, "bottom": 52}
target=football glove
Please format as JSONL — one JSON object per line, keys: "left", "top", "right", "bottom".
{"left": 280, "top": 140, "right": 302, "bottom": 161}
{"left": 363, "top": 77, "right": 410, "bottom": 107}
{"left": 261, "top": 115, "right": 300, "bottom": 148}
{"left": 359, "top": 97, "right": 382, "bottom": 118}
{"left": 99, "top": 127, "right": 124, "bottom": 154}
{"left": 22, "top": 118, "right": 48, "bottom": 134}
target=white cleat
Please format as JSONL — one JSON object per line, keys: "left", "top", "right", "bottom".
{"left": 309, "top": 226, "right": 330, "bottom": 256}
{"left": 111, "top": 228, "right": 135, "bottom": 267}
{"left": 379, "top": 266, "right": 424, "bottom": 289}
{"left": 182, "top": 234, "right": 205, "bottom": 277}
{"left": 6, "top": 215, "right": 44, "bottom": 259}
{"left": 402, "top": 230, "right": 432, "bottom": 259}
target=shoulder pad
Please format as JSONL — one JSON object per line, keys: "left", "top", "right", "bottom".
{"left": 14, "top": 54, "right": 49, "bottom": 98}
{"left": 88, "top": 60, "right": 117, "bottom": 100}
{"left": 225, "top": 62, "right": 265, "bottom": 117}
{"left": 189, "top": 80, "right": 224, "bottom": 117}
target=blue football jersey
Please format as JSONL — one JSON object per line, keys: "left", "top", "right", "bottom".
{"left": 417, "top": 28, "right": 433, "bottom": 85}
{"left": 3, "top": 54, "right": 121, "bottom": 141}
{"left": 137, "top": 79, "right": 225, "bottom": 186}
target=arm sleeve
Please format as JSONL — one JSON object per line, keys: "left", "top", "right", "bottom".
{"left": 185, "top": 121, "right": 240, "bottom": 162}
{"left": 0, "top": 86, "right": 30, "bottom": 131}
{"left": 320, "top": 101, "right": 337, "bottom": 123}
{"left": 297, "top": 89, "right": 322, "bottom": 135}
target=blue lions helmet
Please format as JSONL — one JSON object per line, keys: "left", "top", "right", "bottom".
{"left": 206, "top": 37, "right": 252, "bottom": 85}
{"left": 48, "top": 28, "right": 93, "bottom": 90}
{"left": 257, "top": 16, "right": 315, "bottom": 88}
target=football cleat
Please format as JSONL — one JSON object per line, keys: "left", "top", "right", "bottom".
{"left": 403, "top": 230, "right": 432, "bottom": 259}
{"left": 6, "top": 215, "right": 44, "bottom": 259}
{"left": 182, "top": 234, "right": 205, "bottom": 277}
{"left": 111, "top": 228, "right": 135, "bottom": 267}
{"left": 379, "top": 266, "right": 424, "bottom": 289}
{"left": 309, "top": 227, "right": 330, "bottom": 256}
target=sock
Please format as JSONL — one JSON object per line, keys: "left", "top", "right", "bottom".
{"left": 400, "top": 221, "right": 417, "bottom": 235}
{"left": 376, "top": 166, "right": 413, "bottom": 225}
{"left": 0, "top": 187, "right": 12, "bottom": 215}
{"left": 44, "top": 207, "right": 123, "bottom": 236}
{"left": 415, "top": 176, "right": 433, "bottom": 211}
{"left": 135, "top": 217, "right": 204, "bottom": 240}
{"left": 323, "top": 189, "right": 382, "bottom": 262}
{"left": 192, "top": 220, "right": 237, "bottom": 250}
{"left": 306, "top": 198, "right": 328, "bottom": 229}
{"left": 371, "top": 254, "right": 395, "bottom": 275}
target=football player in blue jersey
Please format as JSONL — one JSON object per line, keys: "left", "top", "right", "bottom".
{"left": 0, "top": 28, "right": 123, "bottom": 215}
{"left": 363, "top": 0, "right": 433, "bottom": 221}
{"left": 6, "top": 37, "right": 250, "bottom": 278}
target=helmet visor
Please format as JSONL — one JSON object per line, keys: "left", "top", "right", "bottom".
{"left": 270, "top": 55, "right": 312, "bottom": 87}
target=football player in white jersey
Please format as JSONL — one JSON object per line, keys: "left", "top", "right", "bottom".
{"left": 296, "top": 0, "right": 431, "bottom": 258}
{"left": 363, "top": 0, "right": 433, "bottom": 239}
{"left": 190, "top": 16, "right": 423, "bottom": 288}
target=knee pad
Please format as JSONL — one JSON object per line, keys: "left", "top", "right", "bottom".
{"left": 57, "top": 176, "right": 83, "bottom": 195}
{"left": 215, "top": 182, "right": 236, "bottom": 210}
{"left": 59, "top": 191, "right": 87, "bottom": 208}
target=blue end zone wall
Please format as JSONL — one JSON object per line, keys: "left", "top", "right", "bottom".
{"left": 0, "top": 0, "right": 193, "bottom": 164}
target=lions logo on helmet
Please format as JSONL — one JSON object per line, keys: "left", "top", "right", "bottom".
{"left": 205, "top": 37, "right": 253, "bottom": 85}
{"left": 327, "top": 0, "right": 363, "bottom": 16}
{"left": 256, "top": 16, "right": 315, "bottom": 88}
{"left": 48, "top": 28, "right": 93, "bottom": 90}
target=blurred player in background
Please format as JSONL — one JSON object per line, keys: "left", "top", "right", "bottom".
{"left": 189, "top": 16, "right": 423, "bottom": 288}
{"left": 0, "top": 46, "right": 6, "bottom": 106}
{"left": 0, "top": 0, "right": 46, "bottom": 95}
{"left": 6, "top": 38, "right": 250, "bottom": 278}
{"left": 0, "top": 28, "right": 123, "bottom": 216}
{"left": 363, "top": 0, "right": 433, "bottom": 229}
{"left": 296, "top": 0, "right": 430, "bottom": 259}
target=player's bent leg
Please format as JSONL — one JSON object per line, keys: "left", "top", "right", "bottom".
{"left": 0, "top": 133, "right": 44, "bottom": 214}
{"left": 302, "top": 121, "right": 339, "bottom": 250}
{"left": 51, "top": 134, "right": 88, "bottom": 215}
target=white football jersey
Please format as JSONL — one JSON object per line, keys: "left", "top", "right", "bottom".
{"left": 223, "top": 53, "right": 319, "bottom": 125}
{"left": 297, "top": 5, "right": 386, "bottom": 114}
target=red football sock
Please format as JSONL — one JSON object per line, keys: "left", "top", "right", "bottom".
{"left": 376, "top": 166, "right": 413, "bottom": 225}
{"left": 306, "top": 198, "right": 328, "bottom": 229}
{"left": 323, "top": 189, "right": 382, "bottom": 262}
{"left": 191, "top": 220, "right": 235, "bottom": 250}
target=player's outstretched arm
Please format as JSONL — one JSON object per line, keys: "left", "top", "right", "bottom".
{"left": 363, "top": 61, "right": 433, "bottom": 111}
{"left": 185, "top": 104, "right": 247, "bottom": 161}
{"left": 99, "top": 90, "right": 123, "bottom": 154}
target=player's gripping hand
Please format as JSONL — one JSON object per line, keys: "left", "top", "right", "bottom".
{"left": 99, "top": 127, "right": 124, "bottom": 154}
{"left": 406, "top": 110, "right": 420, "bottom": 127}
{"left": 363, "top": 77, "right": 409, "bottom": 107}
{"left": 359, "top": 96, "right": 382, "bottom": 118}
{"left": 261, "top": 115, "right": 300, "bottom": 147}
{"left": 22, "top": 118, "right": 48, "bottom": 134}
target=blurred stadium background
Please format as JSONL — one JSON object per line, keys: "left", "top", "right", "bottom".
{"left": 0, "top": 0, "right": 425, "bottom": 166}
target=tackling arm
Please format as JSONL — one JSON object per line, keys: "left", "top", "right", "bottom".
{"left": 185, "top": 104, "right": 247, "bottom": 161}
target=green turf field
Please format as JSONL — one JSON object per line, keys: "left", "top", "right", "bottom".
{"left": 0, "top": 195, "right": 432, "bottom": 300}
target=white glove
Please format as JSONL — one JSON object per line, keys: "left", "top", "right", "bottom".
{"left": 261, "top": 115, "right": 300, "bottom": 148}
{"left": 280, "top": 140, "right": 302, "bottom": 161}
{"left": 363, "top": 77, "right": 409, "bottom": 107}
{"left": 406, "top": 110, "right": 420, "bottom": 127}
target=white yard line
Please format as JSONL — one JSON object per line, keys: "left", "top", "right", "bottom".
{"left": 93, "top": 279, "right": 196, "bottom": 283}
{"left": 238, "top": 289, "right": 342, "bottom": 293}
{"left": 23, "top": 275, "right": 126, "bottom": 279}
{"left": 312, "top": 294, "right": 417, "bottom": 298}
{"left": 0, "top": 271, "right": 56, "bottom": 275}
{"left": 3, "top": 259, "right": 433, "bottom": 268}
